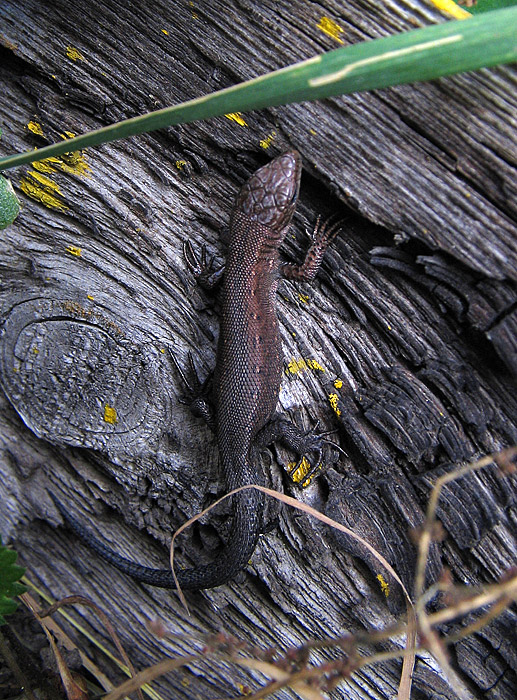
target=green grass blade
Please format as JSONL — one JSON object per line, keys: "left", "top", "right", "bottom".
{"left": 469, "top": 0, "right": 517, "bottom": 14}
{"left": 1, "top": 7, "right": 516, "bottom": 171}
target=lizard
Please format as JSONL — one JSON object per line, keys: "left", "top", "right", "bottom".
{"left": 50, "top": 149, "right": 339, "bottom": 589}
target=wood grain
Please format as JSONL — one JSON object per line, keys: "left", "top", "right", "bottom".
{"left": 0, "top": 0, "right": 515, "bottom": 698}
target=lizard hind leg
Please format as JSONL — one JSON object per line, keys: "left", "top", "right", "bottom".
{"left": 169, "top": 349, "right": 215, "bottom": 429}
{"left": 255, "top": 415, "right": 336, "bottom": 487}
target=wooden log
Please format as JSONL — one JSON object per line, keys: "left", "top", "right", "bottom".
{"left": 0, "top": 1, "right": 515, "bottom": 698}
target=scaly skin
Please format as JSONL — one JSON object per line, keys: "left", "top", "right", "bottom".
{"left": 51, "top": 150, "right": 336, "bottom": 589}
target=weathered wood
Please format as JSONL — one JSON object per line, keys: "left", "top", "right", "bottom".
{"left": 0, "top": 0, "right": 516, "bottom": 698}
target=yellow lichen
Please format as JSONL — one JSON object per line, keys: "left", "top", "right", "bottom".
{"left": 377, "top": 573, "right": 390, "bottom": 597}
{"left": 188, "top": 1, "right": 198, "bottom": 19}
{"left": 259, "top": 132, "right": 276, "bottom": 149}
{"left": 61, "top": 301, "right": 124, "bottom": 336}
{"left": 57, "top": 151, "right": 90, "bottom": 176}
{"left": 307, "top": 359, "right": 324, "bottom": 372}
{"left": 104, "top": 404, "right": 118, "bottom": 424}
{"left": 328, "top": 393, "right": 342, "bottom": 416}
{"left": 429, "top": 0, "right": 471, "bottom": 19}
{"left": 287, "top": 456, "right": 319, "bottom": 486}
{"left": 27, "top": 171, "right": 55, "bottom": 189}
{"left": 285, "top": 357, "right": 325, "bottom": 375}
{"left": 317, "top": 16, "right": 344, "bottom": 44}
{"left": 286, "top": 358, "right": 307, "bottom": 375}
{"left": 225, "top": 112, "right": 248, "bottom": 126}
{"left": 66, "top": 245, "right": 82, "bottom": 257}
{"left": 31, "top": 160, "right": 56, "bottom": 174}
{"left": 30, "top": 152, "right": 90, "bottom": 178}
{"left": 19, "top": 172, "right": 68, "bottom": 211}
{"left": 27, "top": 121, "right": 44, "bottom": 136}
{"left": 66, "top": 45, "right": 84, "bottom": 61}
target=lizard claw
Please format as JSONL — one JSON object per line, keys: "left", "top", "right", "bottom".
{"left": 169, "top": 349, "right": 215, "bottom": 427}
{"left": 183, "top": 240, "right": 224, "bottom": 290}
{"left": 295, "top": 419, "right": 325, "bottom": 454}
{"left": 309, "top": 214, "right": 343, "bottom": 243}
{"left": 183, "top": 240, "right": 214, "bottom": 276}
{"left": 282, "top": 215, "right": 343, "bottom": 282}
{"left": 287, "top": 421, "right": 345, "bottom": 487}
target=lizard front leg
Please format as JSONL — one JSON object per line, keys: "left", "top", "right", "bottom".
{"left": 281, "top": 217, "right": 342, "bottom": 282}
{"left": 183, "top": 239, "right": 225, "bottom": 290}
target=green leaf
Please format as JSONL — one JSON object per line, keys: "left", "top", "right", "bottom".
{"left": 0, "top": 536, "right": 26, "bottom": 625}
{"left": 0, "top": 175, "right": 21, "bottom": 227}
{"left": 0, "top": 7, "right": 516, "bottom": 172}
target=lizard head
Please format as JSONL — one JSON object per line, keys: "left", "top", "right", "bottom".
{"left": 233, "top": 150, "right": 301, "bottom": 234}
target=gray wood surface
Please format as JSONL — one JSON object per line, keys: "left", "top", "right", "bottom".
{"left": 0, "top": 0, "right": 516, "bottom": 698}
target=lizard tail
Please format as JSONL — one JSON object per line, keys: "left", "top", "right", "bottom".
{"left": 49, "top": 488, "right": 263, "bottom": 590}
